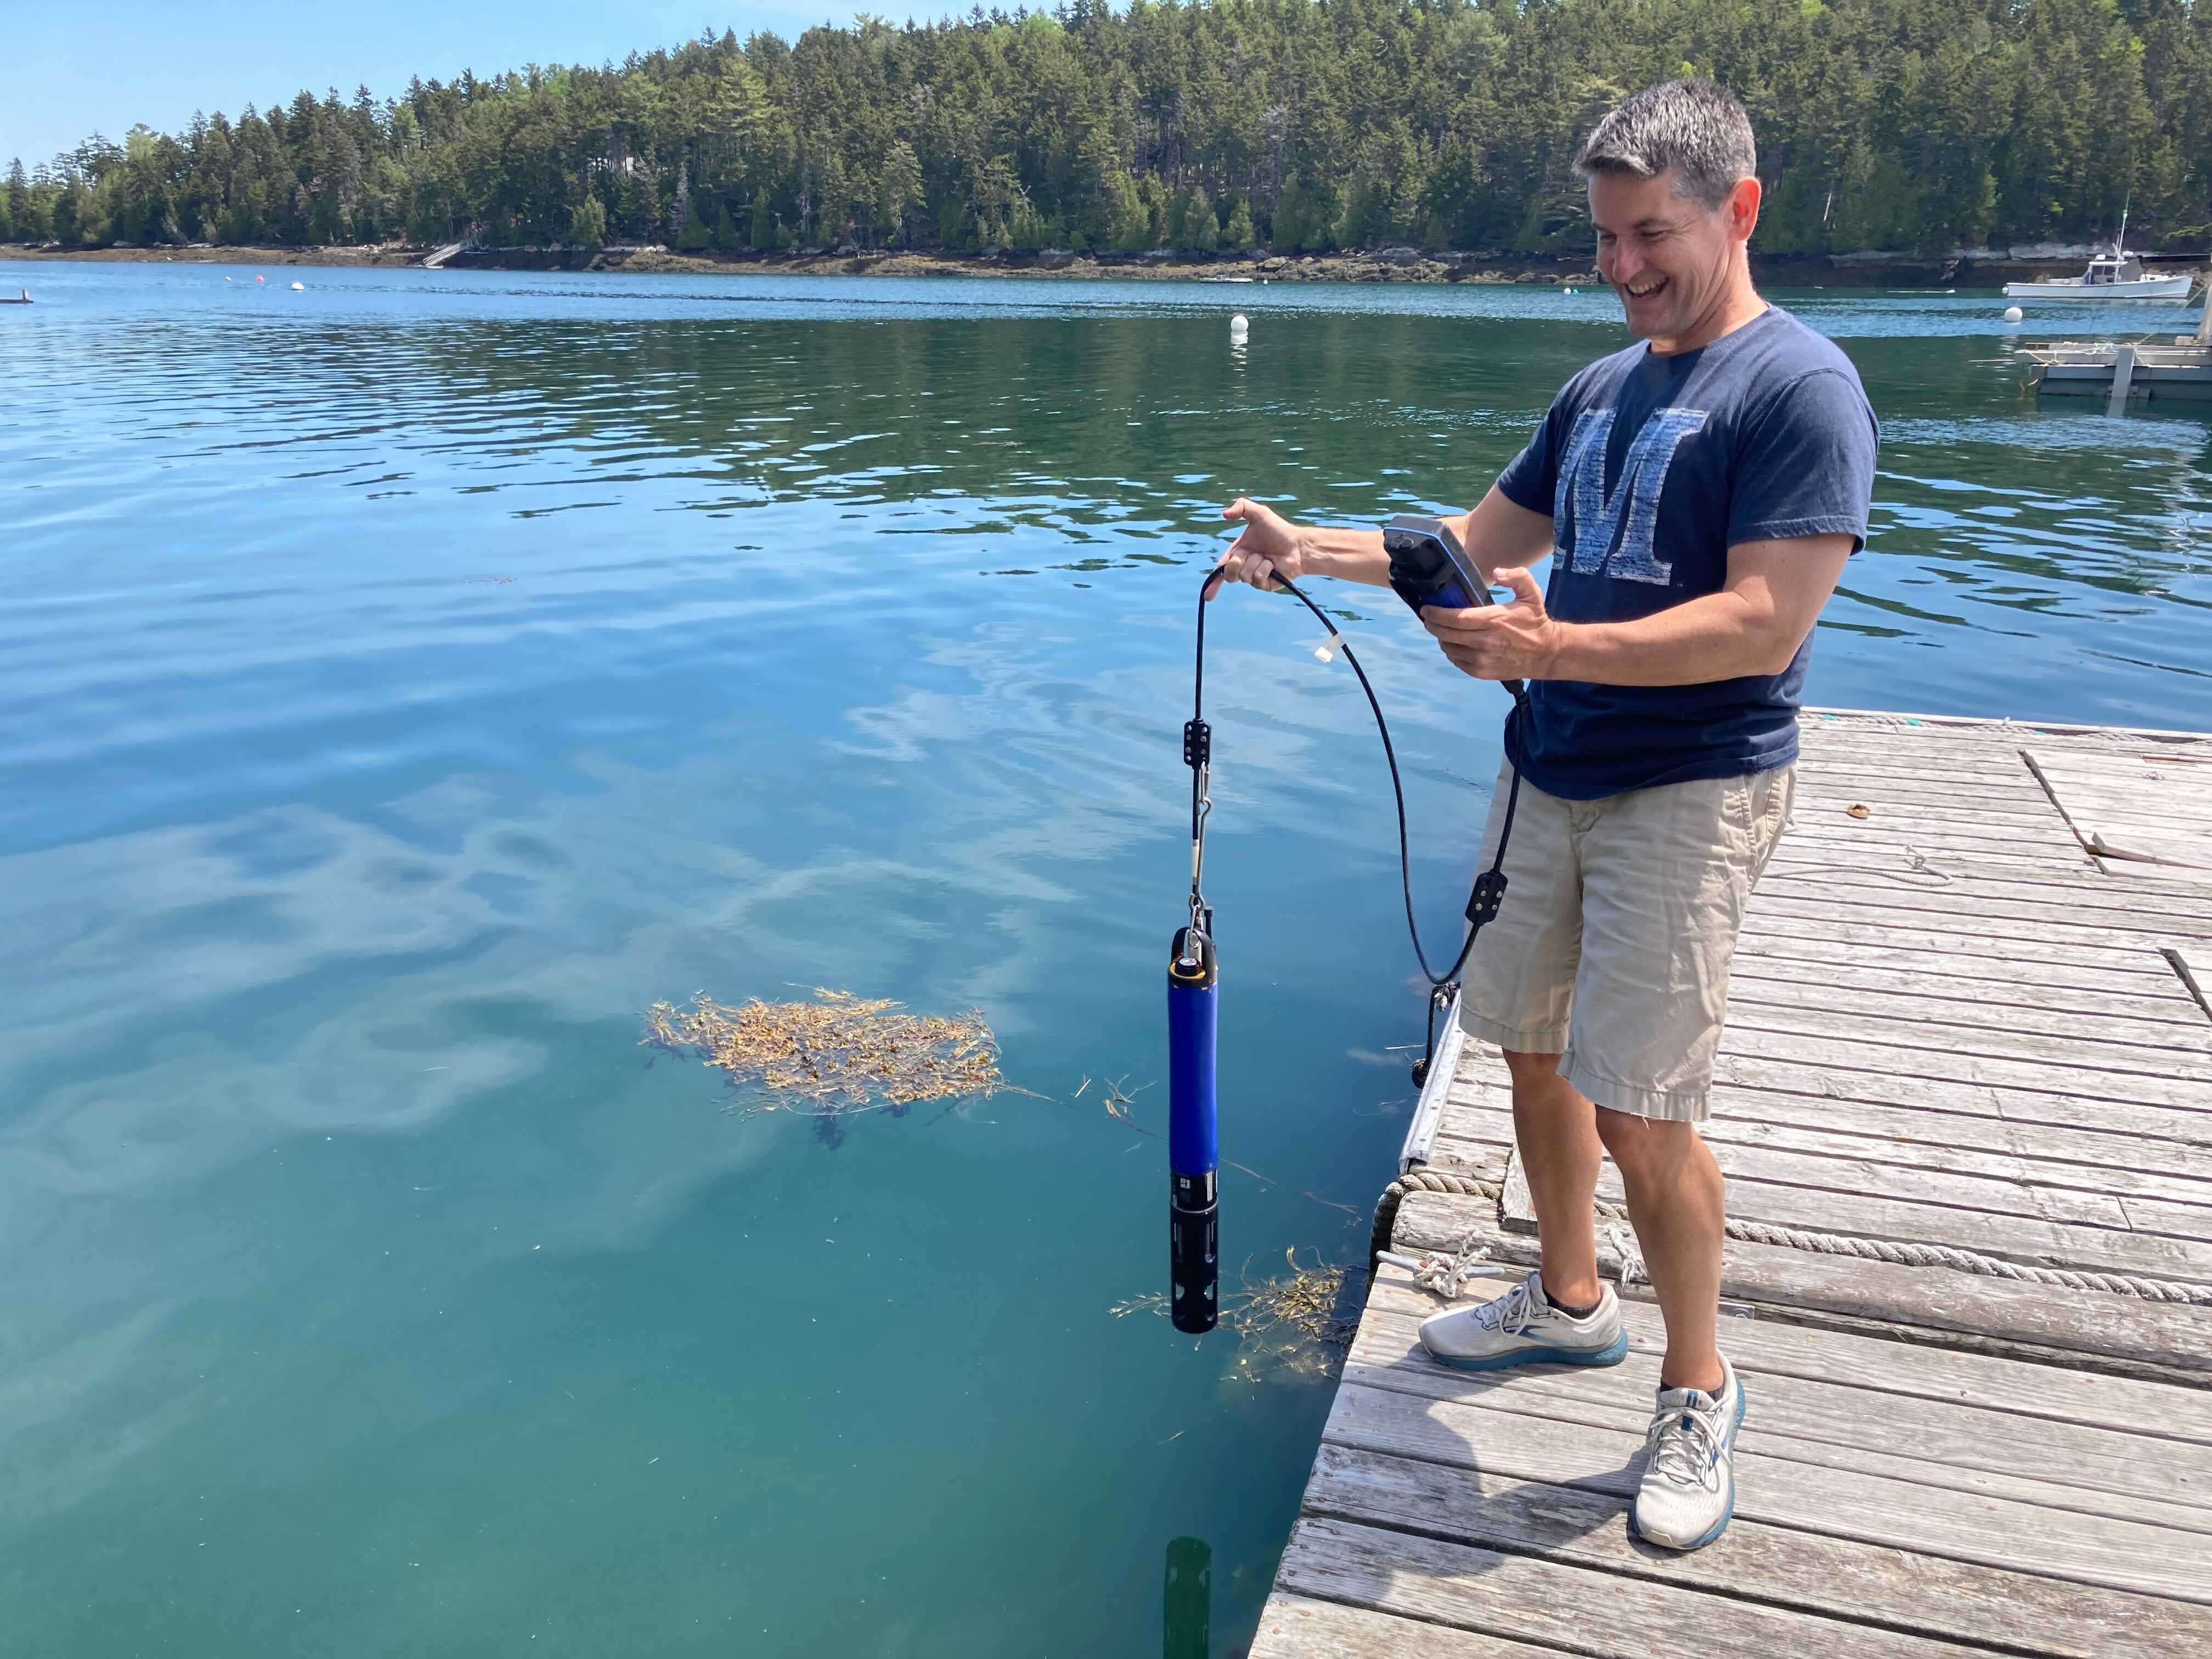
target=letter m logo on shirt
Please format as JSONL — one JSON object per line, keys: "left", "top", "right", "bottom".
{"left": 1553, "top": 407, "right": 1708, "bottom": 585}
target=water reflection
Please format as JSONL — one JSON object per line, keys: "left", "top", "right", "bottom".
{"left": 46, "top": 294, "right": 2203, "bottom": 667}
{"left": 1164, "top": 1536, "right": 1212, "bottom": 1659}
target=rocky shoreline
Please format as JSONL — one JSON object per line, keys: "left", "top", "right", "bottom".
{"left": 2, "top": 242, "right": 433, "bottom": 269}
{"left": 507, "top": 244, "right": 1609, "bottom": 285}
{"left": 4, "top": 239, "right": 2192, "bottom": 289}
{"left": 0, "top": 240, "right": 1598, "bottom": 284}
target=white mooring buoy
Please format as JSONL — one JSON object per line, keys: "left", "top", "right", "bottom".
{"left": 2002, "top": 306, "right": 2023, "bottom": 324}
{"left": 1229, "top": 313, "right": 1249, "bottom": 341}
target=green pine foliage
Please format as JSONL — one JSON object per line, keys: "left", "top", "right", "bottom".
{"left": 4, "top": 4, "right": 2207, "bottom": 257}
{"left": 568, "top": 192, "right": 607, "bottom": 246}
{"left": 1174, "top": 186, "right": 1218, "bottom": 252}
{"left": 1272, "top": 176, "right": 1340, "bottom": 255}
{"left": 1008, "top": 202, "right": 1057, "bottom": 250}
{"left": 1223, "top": 195, "right": 1255, "bottom": 251}
{"left": 1102, "top": 170, "right": 1154, "bottom": 251}
{"left": 875, "top": 139, "right": 923, "bottom": 247}
{"left": 5, "top": 160, "right": 44, "bottom": 242}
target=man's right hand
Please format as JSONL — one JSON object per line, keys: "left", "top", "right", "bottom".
{"left": 1209, "top": 498, "right": 1308, "bottom": 599}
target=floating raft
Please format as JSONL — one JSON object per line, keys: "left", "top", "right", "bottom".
{"left": 2025, "top": 303, "right": 2212, "bottom": 403}
{"left": 1255, "top": 707, "right": 2212, "bottom": 1657}
{"left": 2025, "top": 338, "right": 2212, "bottom": 402}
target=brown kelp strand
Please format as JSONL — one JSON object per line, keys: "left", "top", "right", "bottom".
{"left": 644, "top": 989, "right": 1007, "bottom": 1117}
{"left": 1113, "top": 1248, "right": 1364, "bottom": 1384}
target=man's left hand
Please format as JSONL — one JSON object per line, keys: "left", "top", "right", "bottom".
{"left": 1421, "top": 567, "right": 1562, "bottom": 683}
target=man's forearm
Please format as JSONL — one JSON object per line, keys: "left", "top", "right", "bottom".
{"left": 1296, "top": 524, "right": 1392, "bottom": 587}
{"left": 1545, "top": 591, "right": 1801, "bottom": 686}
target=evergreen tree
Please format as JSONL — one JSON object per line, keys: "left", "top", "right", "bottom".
{"left": 1009, "top": 202, "right": 1055, "bottom": 250}
{"left": 52, "top": 178, "right": 99, "bottom": 246}
{"left": 938, "top": 196, "right": 971, "bottom": 250}
{"left": 874, "top": 139, "right": 922, "bottom": 249}
{"left": 1223, "top": 195, "right": 1255, "bottom": 252}
{"left": 1178, "top": 186, "right": 1217, "bottom": 252}
{"left": 1272, "top": 177, "right": 1338, "bottom": 255}
{"left": 1103, "top": 171, "right": 1152, "bottom": 252}
{"left": 569, "top": 192, "right": 607, "bottom": 246}
{"left": 5, "top": 160, "right": 33, "bottom": 242}
{"left": 672, "top": 166, "right": 702, "bottom": 246}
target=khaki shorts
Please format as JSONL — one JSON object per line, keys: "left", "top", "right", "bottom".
{"left": 1457, "top": 763, "right": 1795, "bottom": 1122}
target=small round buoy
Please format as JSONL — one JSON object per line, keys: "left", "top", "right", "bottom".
{"left": 290, "top": 281, "right": 304, "bottom": 291}
{"left": 1229, "top": 313, "right": 1249, "bottom": 339}
{"left": 255, "top": 274, "right": 264, "bottom": 283}
{"left": 2002, "top": 306, "right": 2023, "bottom": 324}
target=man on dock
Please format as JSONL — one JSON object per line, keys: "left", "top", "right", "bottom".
{"left": 1209, "top": 80, "right": 1877, "bottom": 1551}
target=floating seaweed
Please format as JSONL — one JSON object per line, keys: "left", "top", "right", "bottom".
{"left": 1113, "top": 1247, "right": 1365, "bottom": 1384}
{"left": 644, "top": 989, "right": 1013, "bottom": 1125}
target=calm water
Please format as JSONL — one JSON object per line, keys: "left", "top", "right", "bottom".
{"left": 2, "top": 261, "right": 2207, "bottom": 1656}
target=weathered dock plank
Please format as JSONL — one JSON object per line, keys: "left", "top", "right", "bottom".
{"left": 1272, "top": 1516, "right": 2038, "bottom": 1656}
{"left": 1358, "top": 1274, "right": 2212, "bottom": 1444}
{"left": 1701, "top": 1053, "right": 2212, "bottom": 1148}
{"left": 1432, "top": 1102, "right": 2212, "bottom": 1210}
{"left": 1254, "top": 1595, "right": 1563, "bottom": 1659}
{"left": 1290, "top": 1449, "right": 2212, "bottom": 1659}
{"left": 1728, "top": 954, "right": 2209, "bottom": 1025}
{"left": 1449, "top": 1076, "right": 2212, "bottom": 1184}
{"left": 1392, "top": 1189, "right": 2212, "bottom": 1381}
{"left": 1732, "top": 913, "right": 2197, "bottom": 980}
{"left": 2028, "top": 747, "right": 2212, "bottom": 870}
{"left": 1352, "top": 1283, "right": 2212, "bottom": 1521}
{"left": 1260, "top": 708, "right": 2212, "bottom": 1657}
{"left": 1321, "top": 1378, "right": 2211, "bottom": 1597}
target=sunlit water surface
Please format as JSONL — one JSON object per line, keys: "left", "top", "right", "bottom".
{"left": 2, "top": 261, "right": 2207, "bottom": 1656}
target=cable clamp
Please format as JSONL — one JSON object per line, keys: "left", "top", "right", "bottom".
{"left": 1313, "top": 632, "right": 1344, "bottom": 664}
{"left": 1466, "top": 868, "right": 1508, "bottom": 928}
{"left": 1183, "top": 719, "right": 1211, "bottom": 769}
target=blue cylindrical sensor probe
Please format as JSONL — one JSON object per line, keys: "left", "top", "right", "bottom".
{"left": 1166, "top": 924, "right": 1219, "bottom": 1334}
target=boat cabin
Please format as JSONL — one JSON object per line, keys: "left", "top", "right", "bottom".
{"left": 2083, "top": 253, "right": 2148, "bottom": 285}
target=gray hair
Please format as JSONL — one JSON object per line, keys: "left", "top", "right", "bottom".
{"left": 1573, "top": 80, "right": 1757, "bottom": 211}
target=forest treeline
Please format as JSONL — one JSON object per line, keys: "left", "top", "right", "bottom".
{"left": 4, "top": 0, "right": 2207, "bottom": 260}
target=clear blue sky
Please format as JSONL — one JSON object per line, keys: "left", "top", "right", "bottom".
{"left": 5, "top": 3, "right": 929, "bottom": 171}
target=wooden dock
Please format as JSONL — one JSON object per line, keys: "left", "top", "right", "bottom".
{"left": 1254, "top": 708, "right": 2212, "bottom": 1658}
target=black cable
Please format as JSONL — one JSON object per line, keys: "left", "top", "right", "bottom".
{"left": 1192, "top": 565, "right": 1529, "bottom": 1076}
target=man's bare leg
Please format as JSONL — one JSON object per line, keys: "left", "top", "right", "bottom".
{"left": 1501, "top": 1048, "right": 1604, "bottom": 1310}
{"left": 1596, "top": 1108, "right": 1726, "bottom": 1393}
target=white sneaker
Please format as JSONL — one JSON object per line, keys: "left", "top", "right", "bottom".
{"left": 1417, "top": 1270, "right": 1628, "bottom": 1372}
{"left": 1630, "top": 1355, "right": 1747, "bottom": 1551}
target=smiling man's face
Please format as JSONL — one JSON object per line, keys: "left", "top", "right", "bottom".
{"left": 1589, "top": 168, "right": 1759, "bottom": 352}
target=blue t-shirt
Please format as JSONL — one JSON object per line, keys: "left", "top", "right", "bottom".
{"left": 1494, "top": 306, "right": 1877, "bottom": 799}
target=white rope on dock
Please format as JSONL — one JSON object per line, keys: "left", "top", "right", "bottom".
{"left": 1372, "top": 1167, "right": 2212, "bottom": 1307}
{"left": 1720, "top": 1217, "right": 2212, "bottom": 1307}
{"left": 1380, "top": 1168, "right": 1508, "bottom": 1204}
